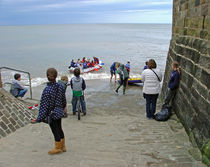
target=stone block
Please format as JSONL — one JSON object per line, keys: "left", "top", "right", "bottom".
{"left": 5, "top": 129, "right": 11, "bottom": 135}
{"left": 195, "top": 0, "right": 200, "bottom": 7}
{"left": 192, "top": 79, "right": 208, "bottom": 99}
{"left": 17, "top": 120, "right": 24, "bottom": 127}
{"left": 1, "top": 116, "right": 10, "bottom": 124}
{"left": 204, "top": 15, "right": 210, "bottom": 30}
{"left": 193, "top": 39, "right": 207, "bottom": 54}
{"left": 2, "top": 109, "right": 10, "bottom": 118}
{"left": 5, "top": 106, "right": 11, "bottom": 113}
{"left": 198, "top": 55, "right": 210, "bottom": 71}
{"left": 0, "top": 127, "right": 6, "bottom": 137}
{"left": 200, "top": 69, "right": 210, "bottom": 89}
{"left": 200, "top": 29, "right": 209, "bottom": 39}
{"left": 8, "top": 124, "right": 16, "bottom": 132}
{"left": 18, "top": 115, "right": 25, "bottom": 122}
{"left": 0, "top": 102, "right": 3, "bottom": 109}
{"left": 11, "top": 113, "right": 18, "bottom": 120}
{"left": 201, "top": 4, "right": 208, "bottom": 16}
{"left": 15, "top": 124, "right": 20, "bottom": 129}
{"left": 0, "top": 121, "right": 8, "bottom": 130}
{"left": 9, "top": 117, "right": 16, "bottom": 126}
{"left": 186, "top": 17, "right": 203, "bottom": 28}
{"left": 187, "top": 28, "right": 202, "bottom": 37}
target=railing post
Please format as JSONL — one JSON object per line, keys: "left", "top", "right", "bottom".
{"left": 28, "top": 73, "right": 32, "bottom": 99}
{"left": 0, "top": 69, "right": 2, "bottom": 88}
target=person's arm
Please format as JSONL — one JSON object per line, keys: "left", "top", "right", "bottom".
{"left": 82, "top": 78, "right": 86, "bottom": 90}
{"left": 70, "top": 79, "right": 73, "bottom": 89}
{"left": 36, "top": 90, "right": 50, "bottom": 122}
{"left": 15, "top": 81, "right": 25, "bottom": 90}
{"left": 141, "top": 71, "right": 145, "bottom": 82}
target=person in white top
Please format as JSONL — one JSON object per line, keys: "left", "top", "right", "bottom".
{"left": 141, "top": 59, "right": 162, "bottom": 119}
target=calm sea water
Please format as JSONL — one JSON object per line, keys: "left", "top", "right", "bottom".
{"left": 0, "top": 24, "right": 171, "bottom": 87}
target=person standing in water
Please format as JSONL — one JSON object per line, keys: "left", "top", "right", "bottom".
{"left": 110, "top": 62, "right": 119, "bottom": 82}
{"left": 115, "top": 64, "right": 129, "bottom": 95}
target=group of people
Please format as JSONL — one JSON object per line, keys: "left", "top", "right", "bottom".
{"left": 141, "top": 59, "right": 180, "bottom": 119}
{"left": 69, "top": 57, "right": 99, "bottom": 69}
{"left": 9, "top": 59, "right": 180, "bottom": 155}
{"left": 110, "top": 61, "right": 130, "bottom": 95}
{"left": 109, "top": 59, "right": 180, "bottom": 120}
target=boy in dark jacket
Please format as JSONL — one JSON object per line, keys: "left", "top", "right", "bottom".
{"left": 163, "top": 61, "right": 180, "bottom": 108}
{"left": 70, "top": 68, "right": 86, "bottom": 115}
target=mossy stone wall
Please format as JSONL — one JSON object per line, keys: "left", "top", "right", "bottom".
{"left": 162, "top": 0, "right": 210, "bottom": 165}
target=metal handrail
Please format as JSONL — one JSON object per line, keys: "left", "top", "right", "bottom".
{"left": 0, "top": 67, "right": 32, "bottom": 99}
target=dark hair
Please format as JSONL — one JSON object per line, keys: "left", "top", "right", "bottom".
{"left": 145, "top": 61, "right": 148, "bottom": 65}
{"left": 46, "top": 68, "right": 57, "bottom": 82}
{"left": 14, "top": 73, "right": 21, "bottom": 80}
{"left": 148, "top": 59, "right": 157, "bottom": 69}
{"left": 173, "top": 61, "right": 179, "bottom": 68}
{"left": 74, "top": 68, "right": 80, "bottom": 77}
{"left": 127, "top": 61, "right": 130, "bottom": 64}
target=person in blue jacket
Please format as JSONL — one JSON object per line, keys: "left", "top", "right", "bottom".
{"left": 144, "top": 61, "right": 148, "bottom": 70}
{"left": 32, "top": 68, "right": 66, "bottom": 155}
{"left": 69, "top": 59, "right": 75, "bottom": 68}
{"left": 163, "top": 61, "right": 180, "bottom": 108}
{"left": 110, "top": 62, "right": 119, "bottom": 82}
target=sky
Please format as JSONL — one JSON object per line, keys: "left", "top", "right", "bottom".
{"left": 0, "top": 0, "right": 173, "bottom": 25}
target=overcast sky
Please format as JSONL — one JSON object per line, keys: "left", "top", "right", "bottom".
{"left": 0, "top": 0, "right": 173, "bottom": 25}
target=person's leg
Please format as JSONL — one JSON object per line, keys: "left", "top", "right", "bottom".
{"left": 80, "top": 95, "right": 86, "bottom": 114}
{"left": 110, "top": 71, "right": 113, "bottom": 82}
{"left": 49, "top": 119, "right": 61, "bottom": 142}
{"left": 57, "top": 119, "right": 66, "bottom": 152}
{"left": 123, "top": 78, "right": 128, "bottom": 95}
{"left": 18, "top": 88, "right": 28, "bottom": 97}
{"left": 72, "top": 96, "right": 77, "bottom": 115}
{"left": 48, "top": 119, "right": 62, "bottom": 154}
{"left": 151, "top": 94, "right": 159, "bottom": 118}
{"left": 163, "top": 88, "right": 176, "bottom": 108}
{"left": 116, "top": 77, "right": 123, "bottom": 93}
{"left": 145, "top": 94, "right": 152, "bottom": 118}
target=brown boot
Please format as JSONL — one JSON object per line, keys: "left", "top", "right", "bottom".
{"left": 61, "top": 138, "right": 66, "bottom": 152}
{"left": 48, "top": 141, "right": 62, "bottom": 155}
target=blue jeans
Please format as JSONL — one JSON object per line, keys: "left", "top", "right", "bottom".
{"left": 18, "top": 88, "right": 28, "bottom": 97}
{"left": 144, "top": 94, "right": 159, "bottom": 118}
{"left": 72, "top": 96, "right": 86, "bottom": 114}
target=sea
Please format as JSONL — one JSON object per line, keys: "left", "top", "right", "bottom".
{"left": 0, "top": 24, "right": 172, "bottom": 88}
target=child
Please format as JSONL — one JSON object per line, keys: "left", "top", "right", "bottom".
{"left": 58, "top": 76, "right": 68, "bottom": 118}
{"left": 163, "top": 61, "right": 180, "bottom": 108}
{"left": 10, "top": 73, "right": 28, "bottom": 98}
{"left": 32, "top": 68, "right": 66, "bottom": 154}
{"left": 70, "top": 68, "right": 86, "bottom": 115}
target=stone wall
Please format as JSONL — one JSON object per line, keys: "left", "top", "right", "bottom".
{"left": 162, "top": 0, "right": 210, "bottom": 165}
{"left": 0, "top": 88, "right": 36, "bottom": 139}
